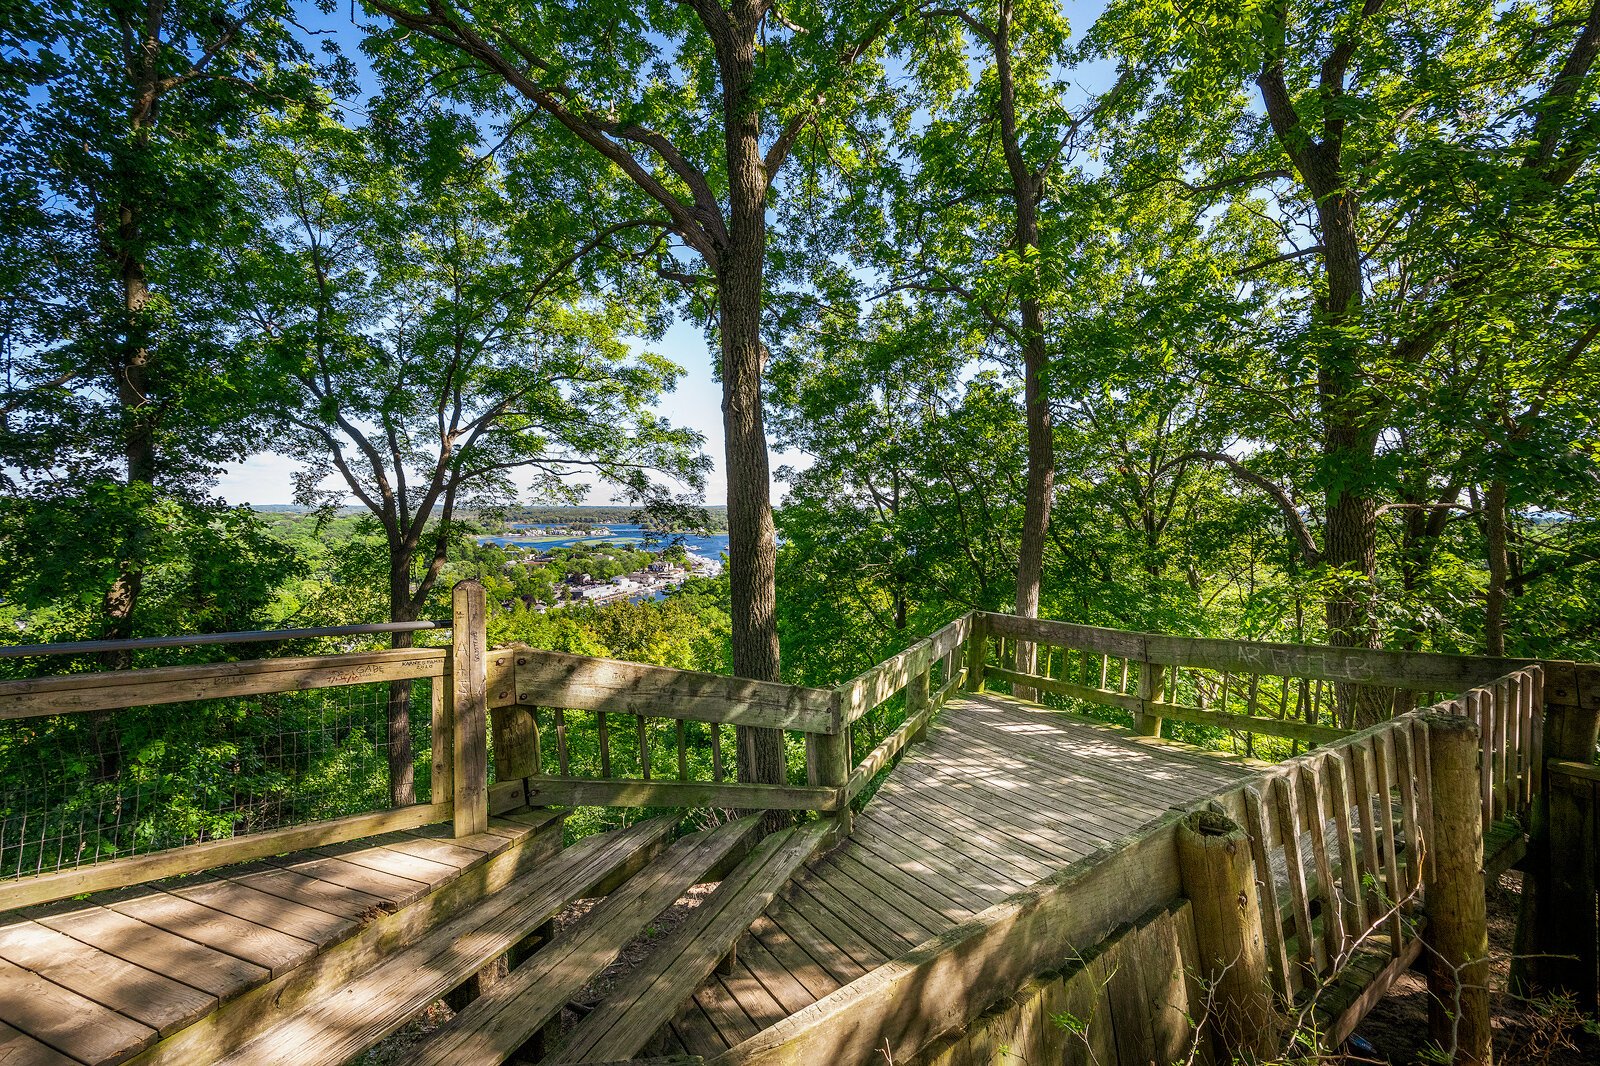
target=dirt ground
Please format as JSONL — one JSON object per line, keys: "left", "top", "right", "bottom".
{"left": 356, "top": 884, "right": 713, "bottom": 1066}
{"left": 1349, "top": 871, "right": 1598, "bottom": 1066}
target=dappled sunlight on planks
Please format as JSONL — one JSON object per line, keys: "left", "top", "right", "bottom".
{"left": 665, "top": 690, "right": 1259, "bottom": 1058}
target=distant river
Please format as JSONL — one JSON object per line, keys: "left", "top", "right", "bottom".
{"left": 476, "top": 523, "right": 730, "bottom": 560}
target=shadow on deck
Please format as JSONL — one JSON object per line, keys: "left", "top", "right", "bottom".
{"left": 659, "top": 692, "right": 1259, "bottom": 1057}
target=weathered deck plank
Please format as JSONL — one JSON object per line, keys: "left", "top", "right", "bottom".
{"left": 0, "top": 817, "right": 540, "bottom": 1064}
{"left": 672, "top": 691, "right": 1258, "bottom": 1057}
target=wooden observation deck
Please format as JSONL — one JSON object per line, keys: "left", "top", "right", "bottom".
{"left": 0, "top": 594, "right": 1594, "bottom": 1066}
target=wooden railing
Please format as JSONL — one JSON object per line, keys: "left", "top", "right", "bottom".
{"left": 978, "top": 614, "right": 1561, "bottom": 824}
{"left": 831, "top": 614, "right": 973, "bottom": 812}
{"left": 0, "top": 646, "right": 453, "bottom": 909}
{"left": 502, "top": 645, "right": 841, "bottom": 813}
{"left": 2, "top": 595, "right": 1585, "bottom": 929}
{"left": 1226, "top": 668, "right": 1544, "bottom": 1043}
{"left": 1237, "top": 699, "right": 1435, "bottom": 1018}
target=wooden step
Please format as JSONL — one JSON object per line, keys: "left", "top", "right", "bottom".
{"left": 209, "top": 816, "right": 676, "bottom": 1066}
{"left": 550, "top": 820, "right": 834, "bottom": 1064}
{"left": 410, "top": 815, "right": 766, "bottom": 1066}
{"left": 0, "top": 814, "right": 560, "bottom": 1066}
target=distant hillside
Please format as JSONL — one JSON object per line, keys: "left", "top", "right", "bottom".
{"left": 500, "top": 505, "right": 728, "bottom": 530}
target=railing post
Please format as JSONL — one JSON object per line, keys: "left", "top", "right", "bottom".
{"left": 1514, "top": 663, "right": 1598, "bottom": 999}
{"left": 965, "top": 614, "right": 988, "bottom": 693}
{"left": 452, "top": 580, "right": 489, "bottom": 838}
{"left": 1423, "top": 712, "right": 1491, "bottom": 1065}
{"left": 1176, "top": 810, "right": 1280, "bottom": 1063}
{"left": 430, "top": 666, "right": 453, "bottom": 806}
{"left": 489, "top": 645, "right": 538, "bottom": 807}
{"left": 1136, "top": 652, "right": 1164, "bottom": 737}
{"left": 907, "top": 657, "right": 932, "bottom": 742}
{"left": 809, "top": 690, "right": 852, "bottom": 839}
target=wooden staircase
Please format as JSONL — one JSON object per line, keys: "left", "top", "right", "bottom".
{"left": 179, "top": 815, "right": 830, "bottom": 1066}
{"left": 209, "top": 815, "right": 682, "bottom": 1065}
{"left": 544, "top": 821, "right": 831, "bottom": 1064}
{"left": 2, "top": 812, "right": 568, "bottom": 1066}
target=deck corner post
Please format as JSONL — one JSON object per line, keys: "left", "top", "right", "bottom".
{"left": 1136, "top": 650, "right": 1164, "bottom": 737}
{"left": 452, "top": 579, "right": 490, "bottom": 838}
{"left": 1176, "top": 809, "right": 1280, "bottom": 1063}
{"left": 965, "top": 613, "right": 988, "bottom": 693}
{"left": 908, "top": 657, "right": 932, "bottom": 742}
{"left": 1422, "top": 711, "right": 1492, "bottom": 1065}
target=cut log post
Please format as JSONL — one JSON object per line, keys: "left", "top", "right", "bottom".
{"left": 1175, "top": 809, "right": 1279, "bottom": 1063}
{"left": 1423, "top": 712, "right": 1492, "bottom": 1066}
{"left": 452, "top": 580, "right": 489, "bottom": 838}
{"left": 1136, "top": 658, "right": 1165, "bottom": 737}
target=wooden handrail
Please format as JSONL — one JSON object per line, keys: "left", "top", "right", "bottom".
{"left": 0, "top": 600, "right": 1571, "bottom": 915}
{"left": 512, "top": 647, "right": 836, "bottom": 734}
{"left": 0, "top": 647, "right": 449, "bottom": 720}
{"left": 835, "top": 613, "right": 973, "bottom": 727}
{"left": 981, "top": 611, "right": 1574, "bottom": 692}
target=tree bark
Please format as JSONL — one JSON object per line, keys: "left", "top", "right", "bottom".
{"left": 1258, "top": 22, "right": 1391, "bottom": 724}
{"left": 994, "top": 4, "right": 1053, "bottom": 700}
{"left": 387, "top": 559, "right": 418, "bottom": 807}
{"left": 714, "top": 19, "right": 786, "bottom": 804}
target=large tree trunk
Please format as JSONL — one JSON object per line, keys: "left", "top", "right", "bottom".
{"left": 1315, "top": 189, "right": 1389, "bottom": 726}
{"left": 99, "top": 203, "right": 156, "bottom": 665}
{"left": 995, "top": 11, "right": 1053, "bottom": 700}
{"left": 716, "top": 30, "right": 786, "bottom": 800}
{"left": 387, "top": 561, "right": 417, "bottom": 807}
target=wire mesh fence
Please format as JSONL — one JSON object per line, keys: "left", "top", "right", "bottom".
{"left": 0, "top": 678, "right": 435, "bottom": 881}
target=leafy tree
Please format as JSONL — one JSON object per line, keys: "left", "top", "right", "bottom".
{"left": 0, "top": 0, "right": 320, "bottom": 653}
{"left": 357, "top": 0, "right": 901, "bottom": 796}
{"left": 897, "top": 0, "right": 1133, "bottom": 685}
{"left": 238, "top": 104, "right": 706, "bottom": 802}
{"left": 1094, "top": 0, "right": 1600, "bottom": 716}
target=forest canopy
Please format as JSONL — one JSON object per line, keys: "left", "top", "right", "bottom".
{"left": 2, "top": 0, "right": 1597, "bottom": 692}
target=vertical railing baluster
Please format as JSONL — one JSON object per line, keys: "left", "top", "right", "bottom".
{"left": 1326, "top": 750, "right": 1368, "bottom": 935}
{"left": 1245, "top": 784, "right": 1296, "bottom": 1004}
{"left": 1372, "top": 733, "right": 1407, "bottom": 951}
{"left": 637, "top": 715, "right": 651, "bottom": 780}
{"left": 553, "top": 708, "right": 570, "bottom": 776}
{"left": 1301, "top": 757, "right": 1344, "bottom": 961}
{"left": 1274, "top": 770, "right": 1323, "bottom": 983}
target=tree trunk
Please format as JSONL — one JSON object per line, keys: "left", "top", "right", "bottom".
{"left": 1315, "top": 189, "right": 1389, "bottom": 726}
{"left": 99, "top": 203, "right": 156, "bottom": 665}
{"left": 388, "top": 562, "right": 417, "bottom": 807}
{"left": 995, "top": 9, "right": 1053, "bottom": 701}
{"left": 1484, "top": 478, "right": 1509, "bottom": 657}
{"left": 716, "top": 28, "right": 786, "bottom": 803}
